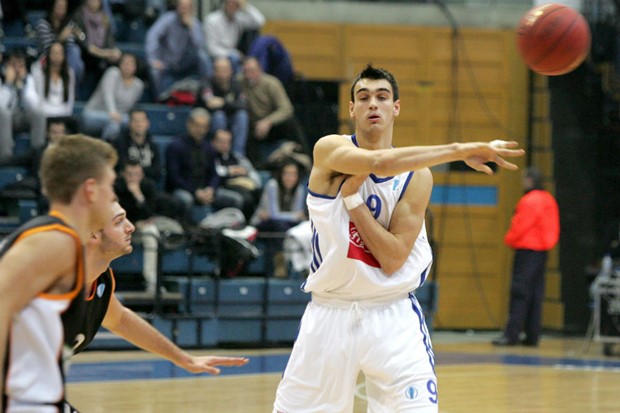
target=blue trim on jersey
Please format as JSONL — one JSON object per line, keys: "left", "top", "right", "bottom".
{"left": 369, "top": 173, "right": 394, "bottom": 183}
{"left": 397, "top": 171, "right": 414, "bottom": 202}
{"left": 309, "top": 221, "right": 323, "bottom": 273}
{"left": 307, "top": 175, "right": 347, "bottom": 199}
{"left": 409, "top": 292, "right": 436, "bottom": 373}
{"left": 418, "top": 266, "right": 429, "bottom": 288}
{"left": 307, "top": 187, "right": 337, "bottom": 200}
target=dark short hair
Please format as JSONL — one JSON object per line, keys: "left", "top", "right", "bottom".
{"left": 350, "top": 63, "right": 399, "bottom": 102}
{"left": 129, "top": 106, "right": 147, "bottom": 119}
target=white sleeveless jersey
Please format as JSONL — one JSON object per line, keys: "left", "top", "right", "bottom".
{"left": 2, "top": 213, "right": 85, "bottom": 412}
{"left": 303, "top": 137, "right": 433, "bottom": 301}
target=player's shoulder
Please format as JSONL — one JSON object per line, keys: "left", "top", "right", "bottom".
{"left": 314, "top": 134, "right": 352, "bottom": 151}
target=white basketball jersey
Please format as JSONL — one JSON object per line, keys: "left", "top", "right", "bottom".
{"left": 303, "top": 136, "right": 433, "bottom": 300}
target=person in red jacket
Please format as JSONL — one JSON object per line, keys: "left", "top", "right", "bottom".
{"left": 493, "top": 166, "right": 560, "bottom": 347}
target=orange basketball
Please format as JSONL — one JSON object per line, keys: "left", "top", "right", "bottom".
{"left": 516, "top": 3, "right": 591, "bottom": 76}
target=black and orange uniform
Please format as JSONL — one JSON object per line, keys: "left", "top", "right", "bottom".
{"left": 73, "top": 269, "right": 116, "bottom": 354}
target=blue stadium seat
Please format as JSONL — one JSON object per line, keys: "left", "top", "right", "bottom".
{"left": 142, "top": 104, "right": 190, "bottom": 136}
{"left": 0, "top": 167, "right": 29, "bottom": 190}
{"left": 14, "top": 133, "right": 31, "bottom": 157}
{"left": 2, "top": 37, "right": 37, "bottom": 52}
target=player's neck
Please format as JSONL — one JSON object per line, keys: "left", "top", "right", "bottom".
{"left": 48, "top": 202, "right": 93, "bottom": 245}
{"left": 355, "top": 130, "right": 393, "bottom": 150}
{"left": 85, "top": 255, "right": 111, "bottom": 285}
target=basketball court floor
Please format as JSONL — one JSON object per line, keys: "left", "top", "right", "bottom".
{"left": 66, "top": 331, "right": 620, "bottom": 412}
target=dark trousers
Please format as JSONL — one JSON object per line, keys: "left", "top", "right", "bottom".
{"left": 246, "top": 117, "right": 308, "bottom": 168}
{"left": 503, "top": 249, "right": 548, "bottom": 344}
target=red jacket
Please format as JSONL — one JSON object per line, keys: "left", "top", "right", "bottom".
{"left": 504, "top": 189, "right": 560, "bottom": 251}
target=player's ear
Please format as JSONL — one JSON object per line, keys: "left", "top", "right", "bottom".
{"left": 89, "top": 230, "right": 102, "bottom": 245}
{"left": 349, "top": 100, "right": 355, "bottom": 118}
{"left": 82, "top": 177, "right": 98, "bottom": 204}
{"left": 393, "top": 99, "right": 400, "bottom": 117}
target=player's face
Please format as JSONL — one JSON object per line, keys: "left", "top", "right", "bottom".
{"left": 349, "top": 78, "right": 400, "bottom": 134}
{"left": 100, "top": 202, "right": 135, "bottom": 259}
{"left": 91, "top": 166, "right": 117, "bottom": 231}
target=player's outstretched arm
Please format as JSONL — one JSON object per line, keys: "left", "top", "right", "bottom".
{"left": 102, "top": 295, "right": 249, "bottom": 374}
{"left": 314, "top": 135, "right": 524, "bottom": 176}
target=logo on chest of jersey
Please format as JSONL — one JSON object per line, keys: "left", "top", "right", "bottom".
{"left": 347, "top": 221, "right": 381, "bottom": 268}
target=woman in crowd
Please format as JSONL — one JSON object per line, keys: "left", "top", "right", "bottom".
{"left": 81, "top": 52, "right": 144, "bottom": 141}
{"left": 28, "top": 41, "right": 75, "bottom": 118}
{"left": 34, "top": 0, "right": 84, "bottom": 85}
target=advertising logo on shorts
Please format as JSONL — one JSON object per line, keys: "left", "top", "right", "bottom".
{"left": 347, "top": 221, "right": 380, "bottom": 268}
{"left": 405, "top": 386, "right": 418, "bottom": 400}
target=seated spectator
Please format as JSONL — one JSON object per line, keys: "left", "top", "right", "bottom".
{"left": 0, "top": 117, "right": 68, "bottom": 210}
{"left": 0, "top": 48, "right": 46, "bottom": 160}
{"left": 211, "top": 128, "right": 261, "bottom": 220}
{"left": 81, "top": 53, "right": 145, "bottom": 141}
{"left": 203, "top": 0, "right": 265, "bottom": 73}
{"left": 34, "top": 0, "right": 85, "bottom": 84}
{"left": 196, "top": 56, "right": 248, "bottom": 155}
{"left": 250, "top": 160, "right": 307, "bottom": 277}
{"left": 115, "top": 158, "right": 184, "bottom": 293}
{"left": 145, "top": 0, "right": 212, "bottom": 100}
{"left": 240, "top": 56, "right": 307, "bottom": 167}
{"left": 72, "top": 0, "right": 122, "bottom": 97}
{"left": 165, "top": 108, "right": 243, "bottom": 224}
{"left": 29, "top": 41, "right": 75, "bottom": 118}
{"left": 113, "top": 107, "right": 161, "bottom": 183}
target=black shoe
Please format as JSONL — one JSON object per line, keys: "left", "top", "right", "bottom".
{"left": 521, "top": 339, "right": 539, "bottom": 347}
{"left": 492, "top": 336, "right": 518, "bottom": 346}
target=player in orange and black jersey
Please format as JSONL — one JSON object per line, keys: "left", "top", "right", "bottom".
{"left": 1, "top": 134, "right": 118, "bottom": 413}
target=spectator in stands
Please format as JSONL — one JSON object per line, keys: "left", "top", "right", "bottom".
{"left": 115, "top": 158, "right": 183, "bottom": 293}
{"left": 251, "top": 160, "right": 307, "bottom": 277}
{"left": 0, "top": 117, "right": 68, "bottom": 209}
{"left": 203, "top": 0, "right": 265, "bottom": 73}
{"left": 72, "top": 0, "right": 122, "bottom": 98}
{"left": 196, "top": 56, "right": 248, "bottom": 155}
{"left": 240, "top": 56, "right": 305, "bottom": 168}
{"left": 81, "top": 53, "right": 145, "bottom": 141}
{"left": 29, "top": 41, "right": 75, "bottom": 118}
{"left": 165, "top": 108, "right": 243, "bottom": 224}
{"left": 113, "top": 107, "right": 161, "bottom": 183}
{"left": 145, "top": 0, "right": 212, "bottom": 100}
{"left": 34, "top": 0, "right": 85, "bottom": 85}
{"left": 212, "top": 128, "right": 261, "bottom": 221}
{"left": 0, "top": 48, "right": 46, "bottom": 160}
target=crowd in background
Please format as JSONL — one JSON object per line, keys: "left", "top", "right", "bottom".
{"left": 0, "top": 0, "right": 313, "bottom": 282}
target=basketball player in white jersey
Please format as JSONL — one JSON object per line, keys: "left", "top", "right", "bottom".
{"left": 272, "top": 64, "right": 524, "bottom": 413}
{"left": 65, "top": 200, "right": 249, "bottom": 411}
{"left": 0, "top": 134, "right": 118, "bottom": 412}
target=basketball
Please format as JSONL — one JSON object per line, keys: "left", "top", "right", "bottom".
{"left": 516, "top": 3, "right": 591, "bottom": 76}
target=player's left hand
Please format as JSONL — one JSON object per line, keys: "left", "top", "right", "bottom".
{"left": 182, "top": 355, "right": 249, "bottom": 375}
{"left": 341, "top": 174, "right": 367, "bottom": 197}
{"left": 463, "top": 140, "right": 524, "bottom": 175}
